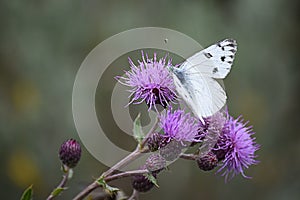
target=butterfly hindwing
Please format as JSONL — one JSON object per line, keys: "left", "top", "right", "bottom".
{"left": 171, "top": 65, "right": 227, "bottom": 120}
{"left": 183, "top": 66, "right": 227, "bottom": 118}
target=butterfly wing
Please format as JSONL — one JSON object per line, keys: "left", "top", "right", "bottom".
{"left": 181, "top": 38, "right": 237, "bottom": 79}
{"left": 171, "top": 66, "right": 227, "bottom": 120}
{"left": 171, "top": 39, "right": 237, "bottom": 119}
{"left": 184, "top": 68, "right": 226, "bottom": 119}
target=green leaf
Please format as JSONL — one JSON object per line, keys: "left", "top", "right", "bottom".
{"left": 20, "top": 185, "right": 33, "bottom": 200}
{"left": 145, "top": 173, "right": 159, "bottom": 188}
{"left": 96, "top": 176, "right": 106, "bottom": 187}
{"left": 105, "top": 184, "right": 120, "bottom": 194}
{"left": 51, "top": 187, "right": 67, "bottom": 197}
{"left": 96, "top": 176, "right": 119, "bottom": 195}
{"left": 133, "top": 113, "right": 144, "bottom": 145}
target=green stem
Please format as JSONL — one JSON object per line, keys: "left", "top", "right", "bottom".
{"left": 73, "top": 116, "right": 158, "bottom": 200}
{"left": 46, "top": 166, "right": 70, "bottom": 200}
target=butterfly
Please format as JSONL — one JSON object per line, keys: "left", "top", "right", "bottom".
{"left": 168, "top": 39, "right": 237, "bottom": 123}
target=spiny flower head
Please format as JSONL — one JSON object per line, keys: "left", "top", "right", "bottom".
{"left": 159, "top": 108, "right": 199, "bottom": 143}
{"left": 214, "top": 115, "right": 260, "bottom": 181}
{"left": 117, "top": 52, "right": 176, "bottom": 110}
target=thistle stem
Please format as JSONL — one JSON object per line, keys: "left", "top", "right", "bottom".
{"left": 72, "top": 168, "right": 148, "bottom": 200}
{"left": 73, "top": 146, "right": 148, "bottom": 200}
{"left": 46, "top": 166, "right": 70, "bottom": 200}
{"left": 102, "top": 147, "right": 146, "bottom": 178}
{"left": 105, "top": 169, "right": 148, "bottom": 182}
{"left": 180, "top": 153, "right": 197, "bottom": 160}
{"left": 73, "top": 117, "right": 158, "bottom": 200}
{"left": 128, "top": 189, "right": 139, "bottom": 200}
{"left": 141, "top": 117, "right": 159, "bottom": 147}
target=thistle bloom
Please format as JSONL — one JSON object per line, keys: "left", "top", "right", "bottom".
{"left": 116, "top": 52, "right": 176, "bottom": 110}
{"left": 159, "top": 109, "right": 199, "bottom": 143}
{"left": 214, "top": 115, "right": 260, "bottom": 181}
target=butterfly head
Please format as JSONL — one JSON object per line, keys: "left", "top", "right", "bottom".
{"left": 166, "top": 65, "right": 175, "bottom": 73}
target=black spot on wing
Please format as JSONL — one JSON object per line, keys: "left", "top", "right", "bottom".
{"left": 204, "top": 52, "right": 213, "bottom": 58}
{"left": 226, "top": 39, "right": 236, "bottom": 44}
{"left": 227, "top": 43, "right": 235, "bottom": 47}
{"left": 221, "top": 56, "right": 225, "bottom": 62}
{"left": 213, "top": 67, "right": 218, "bottom": 73}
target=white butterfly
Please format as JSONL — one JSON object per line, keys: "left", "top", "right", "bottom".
{"left": 168, "top": 39, "right": 237, "bottom": 122}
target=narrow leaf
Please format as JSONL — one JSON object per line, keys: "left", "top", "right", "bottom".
{"left": 133, "top": 113, "right": 144, "bottom": 144}
{"left": 145, "top": 173, "right": 159, "bottom": 188}
{"left": 20, "top": 185, "right": 33, "bottom": 200}
{"left": 96, "top": 176, "right": 119, "bottom": 195}
{"left": 105, "top": 184, "right": 120, "bottom": 194}
{"left": 51, "top": 187, "right": 66, "bottom": 197}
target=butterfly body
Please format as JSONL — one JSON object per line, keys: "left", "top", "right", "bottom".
{"left": 169, "top": 39, "right": 237, "bottom": 122}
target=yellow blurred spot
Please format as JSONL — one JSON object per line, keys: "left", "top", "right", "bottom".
{"left": 11, "top": 80, "right": 40, "bottom": 113}
{"left": 7, "top": 150, "right": 41, "bottom": 188}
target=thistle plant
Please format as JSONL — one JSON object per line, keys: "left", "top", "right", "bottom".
{"left": 21, "top": 52, "right": 259, "bottom": 200}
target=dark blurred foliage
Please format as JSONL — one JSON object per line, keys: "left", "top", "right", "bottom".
{"left": 0, "top": 0, "right": 299, "bottom": 199}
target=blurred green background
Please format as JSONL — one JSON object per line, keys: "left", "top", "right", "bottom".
{"left": 1, "top": 0, "right": 299, "bottom": 199}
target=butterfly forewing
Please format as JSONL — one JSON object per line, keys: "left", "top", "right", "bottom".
{"left": 181, "top": 66, "right": 227, "bottom": 118}
{"left": 182, "top": 38, "right": 237, "bottom": 79}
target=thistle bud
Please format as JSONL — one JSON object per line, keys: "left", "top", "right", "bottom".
{"left": 59, "top": 139, "right": 81, "bottom": 168}
{"left": 147, "top": 133, "right": 169, "bottom": 152}
{"left": 196, "top": 151, "right": 218, "bottom": 171}
{"left": 159, "top": 140, "right": 183, "bottom": 161}
{"left": 132, "top": 166, "right": 156, "bottom": 193}
{"left": 145, "top": 154, "right": 166, "bottom": 173}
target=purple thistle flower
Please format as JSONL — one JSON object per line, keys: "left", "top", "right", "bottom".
{"left": 214, "top": 115, "right": 260, "bottom": 181}
{"left": 159, "top": 109, "right": 199, "bottom": 143}
{"left": 117, "top": 52, "right": 176, "bottom": 110}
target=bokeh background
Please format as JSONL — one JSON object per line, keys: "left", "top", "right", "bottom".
{"left": 1, "top": 0, "right": 299, "bottom": 199}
